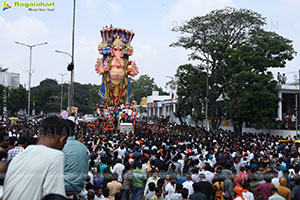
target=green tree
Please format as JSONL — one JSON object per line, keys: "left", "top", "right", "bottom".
{"left": 227, "top": 71, "right": 280, "bottom": 134}
{"left": 224, "top": 30, "right": 295, "bottom": 134}
{"left": 175, "top": 64, "right": 206, "bottom": 124}
{"left": 130, "top": 74, "right": 168, "bottom": 104}
{"left": 7, "top": 85, "right": 27, "bottom": 116}
{"left": 31, "top": 79, "right": 60, "bottom": 114}
{"left": 27, "top": 75, "right": 165, "bottom": 115}
{"left": 31, "top": 79, "right": 101, "bottom": 114}
{"left": 74, "top": 83, "right": 100, "bottom": 114}
{"left": 172, "top": 7, "right": 296, "bottom": 133}
{"left": 0, "top": 84, "right": 5, "bottom": 115}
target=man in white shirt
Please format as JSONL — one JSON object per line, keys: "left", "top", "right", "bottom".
{"left": 170, "top": 184, "right": 183, "bottom": 200}
{"left": 164, "top": 176, "right": 176, "bottom": 200}
{"left": 117, "top": 145, "right": 126, "bottom": 159}
{"left": 201, "top": 165, "right": 215, "bottom": 184}
{"left": 183, "top": 173, "right": 194, "bottom": 196}
{"left": 234, "top": 157, "right": 245, "bottom": 173}
{"left": 268, "top": 188, "right": 285, "bottom": 200}
{"left": 112, "top": 159, "right": 125, "bottom": 182}
{"left": 271, "top": 172, "right": 280, "bottom": 187}
{"left": 3, "top": 116, "right": 73, "bottom": 200}
{"left": 7, "top": 136, "right": 26, "bottom": 161}
{"left": 242, "top": 182, "right": 255, "bottom": 200}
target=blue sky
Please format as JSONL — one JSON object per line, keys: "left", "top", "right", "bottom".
{"left": 0, "top": 0, "right": 299, "bottom": 90}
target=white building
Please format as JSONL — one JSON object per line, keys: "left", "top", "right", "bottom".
{"left": 277, "top": 83, "right": 300, "bottom": 120}
{"left": 0, "top": 67, "right": 20, "bottom": 88}
{"left": 147, "top": 91, "right": 177, "bottom": 118}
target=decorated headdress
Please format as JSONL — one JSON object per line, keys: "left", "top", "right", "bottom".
{"left": 98, "top": 41, "right": 108, "bottom": 49}
{"left": 100, "top": 25, "right": 135, "bottom": 45}
{"left": 98, "top": 25, "right": 135, "bottom": 56}
{"left": 112, "top": 36, "right": 124, "bottom": 48}
{"left": 126, "top": 43, "right": 133, "bottom": 50}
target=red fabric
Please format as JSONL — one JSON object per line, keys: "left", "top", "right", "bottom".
{"left": 234, "top": 186, "right": 245, "bottom": 200}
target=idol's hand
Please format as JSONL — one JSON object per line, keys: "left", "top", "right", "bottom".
{"left": 96, "top": 58, "right": 105, "bottom": 74}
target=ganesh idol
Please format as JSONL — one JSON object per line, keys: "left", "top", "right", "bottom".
{"left": 95, "top": 25, "right": 139, "bottom": 106}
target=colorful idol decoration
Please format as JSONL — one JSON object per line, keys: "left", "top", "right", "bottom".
{"left": 95, "top": 25, "right": 139, "bottom": 106}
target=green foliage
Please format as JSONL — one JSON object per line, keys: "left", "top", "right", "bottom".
{"left": 31, "top": 79, "right": 60, "bottom": 114}
{"left": 3, "top": 74, "right": 163, "bottom": 115}
{"left": 172, "top": 7, "right": 296, "bottom": 133}
{"left": 171, "top": 7, "right": 265, "bottom": 63}
{"left": 0, "top": 84, "right": 5, "bottom": 115}
{"left": 175, "top": 64, "right": 206, "bottom": 122}
{"left": 223, "top": 29, "right": 295, "bottom": 134}
{"left": 130, "top": 74, "right": 167, "bottom": 104}
{"left": 7, "top": 85, "right": 27, "bottom": 116}
{"left": 228, "top": 72, "right": 279, "bottom": 129}
{"left": 30, "top": 79, "right": 101, "bottom": 114}
{"left": 1, "top": 72, "right": 164, "bottom": 115}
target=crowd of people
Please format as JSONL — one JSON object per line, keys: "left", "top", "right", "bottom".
{"left": 1, "top": 115, "right": 300, "bottom": 200}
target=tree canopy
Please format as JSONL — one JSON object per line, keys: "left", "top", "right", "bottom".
{"left": 31, "top": 79, "right": 100, "bottom": 114}
{"left": 7, "top": 86, "right": 27, "bottom": 116}
{"left": 175, "top": 64, "right": 206, "bottom": 123}
{"left": 130, "top": 74, "right": 168, "bottom": 104}
{"left": 172, "top": 7, "right": 296, "bottom": 133}
{"left": 1, "top": 74, "right": 164, "bottom": 116}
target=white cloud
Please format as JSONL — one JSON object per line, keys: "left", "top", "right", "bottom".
{"left": 73, "top": 36, "right": 100, "bottom": 84}
{"left": 134, "top": 43, "right": 159, "bottom": 60}
{"left": 85, "top": 0, "right": 121, "bottom": 16}
{"left": 107, "top": 3, "right": 121, "bottom": 17}
{"left": 76, "top": 37, "right": 98, "bottom": 55}
{"left": 161, "top": 0, "right": 233, "bottom": 29}
{"left": 0, "top": 16, "right": 50, "bottom": 86}
{"left": 0, "top": 16, "right": 49, "bottom": 42}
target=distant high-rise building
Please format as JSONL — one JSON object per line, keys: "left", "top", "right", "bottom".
{"left": 10, "top": 73, "right": 20, "bottom": 88}
{"left": 0, "top": 67, "right": 20, "bottom": 89}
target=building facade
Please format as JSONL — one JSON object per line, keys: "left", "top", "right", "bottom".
{"left": 277, "top": 83, "right": 300, "bottom": 120}
{"left": 0, "top": 68, "right": 20, "bottom": 88}
{"left": 147, "top": 91, "right": 176, "bottom": 118}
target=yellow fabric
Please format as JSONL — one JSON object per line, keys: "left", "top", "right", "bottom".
{"left": 277, "top": 179, "right": 291, "bottom": 200}
{"left": 214, "top": 182, "right": 224, "bottom": 200}
{"left": 278, "top": 140, "right": 300, "bottom": 144}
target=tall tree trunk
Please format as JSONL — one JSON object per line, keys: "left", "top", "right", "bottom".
{"left": 211, "top": 117, "right": 217, "bottom": 131}
{"left": 216, "top": 118, "right": 222, "bottom": 130}
{"left": 233, "top": 120, "right": 243, "bottom": 135}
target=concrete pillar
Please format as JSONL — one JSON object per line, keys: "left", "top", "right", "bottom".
{"left": 278, "top": 90, "right": 282, "bottom": 120}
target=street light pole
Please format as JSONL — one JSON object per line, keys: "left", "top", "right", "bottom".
{"left": 55, "top": 1, "right": 76, "bottom": 115}
{"left": 70, "top": 0, "right": 76, "bottom": 110}
{"left": 205, "top": 61, "right": 209, "bottom": 132}
{"left": 29, "top": 46, "right": 32, "bottom": 117}
{"left": 55, "top": 50, "right": 72, "bottom": 112}
{"left": 15, "top": 41, "right": 48, "bottom": 118}
{"left": 59, "top": 73, "right": 66, "bottom": 111}
{"left": 298, "top": 69, "right": 300, "bottom": 139}
{"left": 166, "top": 76, "right": 174, "bottom": 116}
